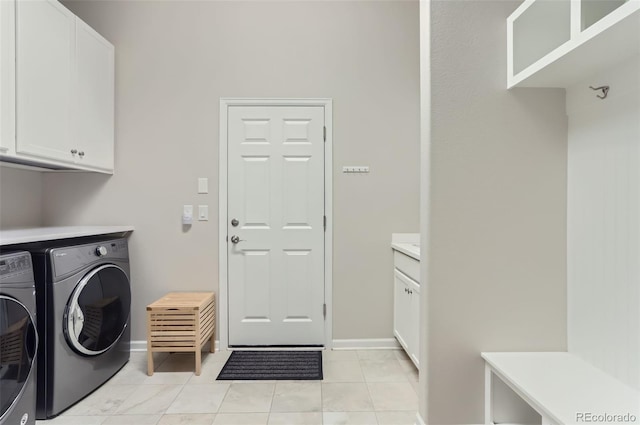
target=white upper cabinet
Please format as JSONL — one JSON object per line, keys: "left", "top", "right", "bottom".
{"left": 16, "top": 0, "right": 75, "bottom": 163}
{"left": 507, "top": 0, "right": 640, "bottom": 88}
{"left": 1, "top": 0, "right": 115, "bottom": 173}
{"left": 74, "top": 19, "right": 114, "bottom": 171}
{"left": 0, "top": 0, "right": 15, "bottom": 155}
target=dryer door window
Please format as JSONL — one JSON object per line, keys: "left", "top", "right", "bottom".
{"left": 65, "top": 264, "right": 131, "bottom": 356}
{"left": 0, "top": 295, "right": 37, "bottom": 421}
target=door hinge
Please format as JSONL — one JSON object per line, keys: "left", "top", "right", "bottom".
{"left": 323, "top": 215, "right": 326, "bottom": 231}
{"left": 323, "top": 126, "right": 326, "bottom": 142}
{"left": 323, "top": 303, "right": 327, "bottom": 319}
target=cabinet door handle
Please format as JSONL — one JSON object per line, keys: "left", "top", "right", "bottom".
{"left": 71, "top": 149, "right": 78, "bottom": 155}
{"left": 78, "top": 151, "right": 85, "bottom": 157}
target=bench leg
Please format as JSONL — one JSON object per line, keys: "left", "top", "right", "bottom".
{"left": 195, "top": 348, "right": 202, "bottom": 376}
{"left": 147, "top": 311, "right": 154, "bottom": 376}
{"left": 210, "top": 329, "right": 215, "bottom": 353}
{"left": 147, "top": 350, "right": 154, "bottom": 376}
{"left": 485, "top": 364, "right": 493, "bottom": 425}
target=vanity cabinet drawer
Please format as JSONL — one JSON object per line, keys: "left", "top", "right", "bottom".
{"left": 394, "top": 251, "right": 419, "bottom": 282}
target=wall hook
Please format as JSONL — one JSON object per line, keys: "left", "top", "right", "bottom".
{"left": 589, "top": 85, "right": 609, "bottom": 99}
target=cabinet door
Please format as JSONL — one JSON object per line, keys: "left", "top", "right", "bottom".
{"left": 393, "top": 270, "right": 410, "bottom": 351}
{"left": 74, "top": 18, "right": 114, "bottom": 171}
{"left": 408, "top": 280, "right": 420, "bottom": 367}
{"left": 16, "top": 0, "right": 75, "bottom": 163}
{"left": 0, "top": 0, "right": 15, "bottom": 155}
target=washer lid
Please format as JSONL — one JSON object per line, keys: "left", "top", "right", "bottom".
{"left": 0, "top": 295, "right": 38, "bottom": 422}
{"left": 64, "top": 264, "right": 131, "bottom": 356}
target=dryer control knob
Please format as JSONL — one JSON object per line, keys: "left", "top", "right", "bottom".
{"left": 95, "top": 246, "right": 108, "bottom": 257}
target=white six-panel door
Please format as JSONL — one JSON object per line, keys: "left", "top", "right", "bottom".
{"left": 227, "top": 105, "right": 325, "bottom": 346}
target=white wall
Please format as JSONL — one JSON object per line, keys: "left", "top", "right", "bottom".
{"left": 43, "top": 0, "right": 420, "bottom": 343}
{"left": 418, "top": 0, "right": 430, "bottom": 421}
{"left": 422, "top": 1, "right": 568, "bottom": 423}
{"left": 567, "top": 57, "right": 640, "bottom": 390}
{"left": 0, "top": 166, "right": 43, "bottom": 228}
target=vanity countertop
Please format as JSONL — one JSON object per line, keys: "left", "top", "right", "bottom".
{"left": 391, "top": 233, "right": 420, "bottom": 260}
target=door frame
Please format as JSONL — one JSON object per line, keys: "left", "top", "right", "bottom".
{"left": 218, "top": 98, "right": 333, "bottom": 350}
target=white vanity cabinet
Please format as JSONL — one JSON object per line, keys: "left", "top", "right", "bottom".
{"left": 1, "top": 0, "right": 115, "bottom": 173}
{"left": 392, "top": 247, "right": 420, "bottom": 368}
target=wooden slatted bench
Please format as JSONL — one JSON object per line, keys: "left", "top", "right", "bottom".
{"left": 147, "top": 292, "right": 215, "bottom": 376}
{"left": 482, "top": 352, "right": 640, "bottom": 425}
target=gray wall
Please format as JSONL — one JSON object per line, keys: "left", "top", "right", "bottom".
{"left": 420, "top": 1, "right": 568, "bottom": 423}
{"left": 41, "top": 0, "right": 421, "bottom": 342}
{"left": 0, "top": 167, "right": 43, "bottom": 228}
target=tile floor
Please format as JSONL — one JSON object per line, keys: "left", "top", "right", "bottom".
{"left": 36, "top": 349, "right": 419, "bottom": 425}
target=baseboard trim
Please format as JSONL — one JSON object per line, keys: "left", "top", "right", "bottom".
{"left": 130, "top": 340, "right": 146, "bottom": 351}
{"left": 331, "top": 338, "right": 401, "bottom": 350}
{"left": 129, "top": 340, "right": 221, "bottom": 352}
{"left": 131, "top": 339, "right": 398, "bottom": 351}
{"left": 415, "top": 412, "right": 426, "bottom": 425}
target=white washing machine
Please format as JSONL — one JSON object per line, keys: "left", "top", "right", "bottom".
{"left": 0, "top": 251, "right": 38, "bottom": 425}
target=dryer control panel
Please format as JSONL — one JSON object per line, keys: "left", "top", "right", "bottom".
{"left": 51, "top": 238, "right": 129, "bottom": 279}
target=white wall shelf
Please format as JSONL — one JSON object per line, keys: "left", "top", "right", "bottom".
{"left": 507, "top": 0, "right": 640, "bottom": 88}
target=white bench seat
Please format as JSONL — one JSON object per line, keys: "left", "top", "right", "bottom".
{"left": 482, "top": 352, "right": 640, "bottom": 425}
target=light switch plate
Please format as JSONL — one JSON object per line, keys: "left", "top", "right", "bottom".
{"left": 198, "top": 178, "right": 209, "bottom": 194}
{"left": 198, "top": 205, "right": 209, "bottom": 221}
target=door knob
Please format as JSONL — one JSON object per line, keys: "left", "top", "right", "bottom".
{"left": 230, "top": 235, "right": 245, "bottom": 244}
{"left": 231, "top": 218, "right": 239, "bottom": 227}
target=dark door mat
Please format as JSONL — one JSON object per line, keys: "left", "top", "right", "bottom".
{"left": 216, "top": 350, "right": 323, "bottom": 380}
